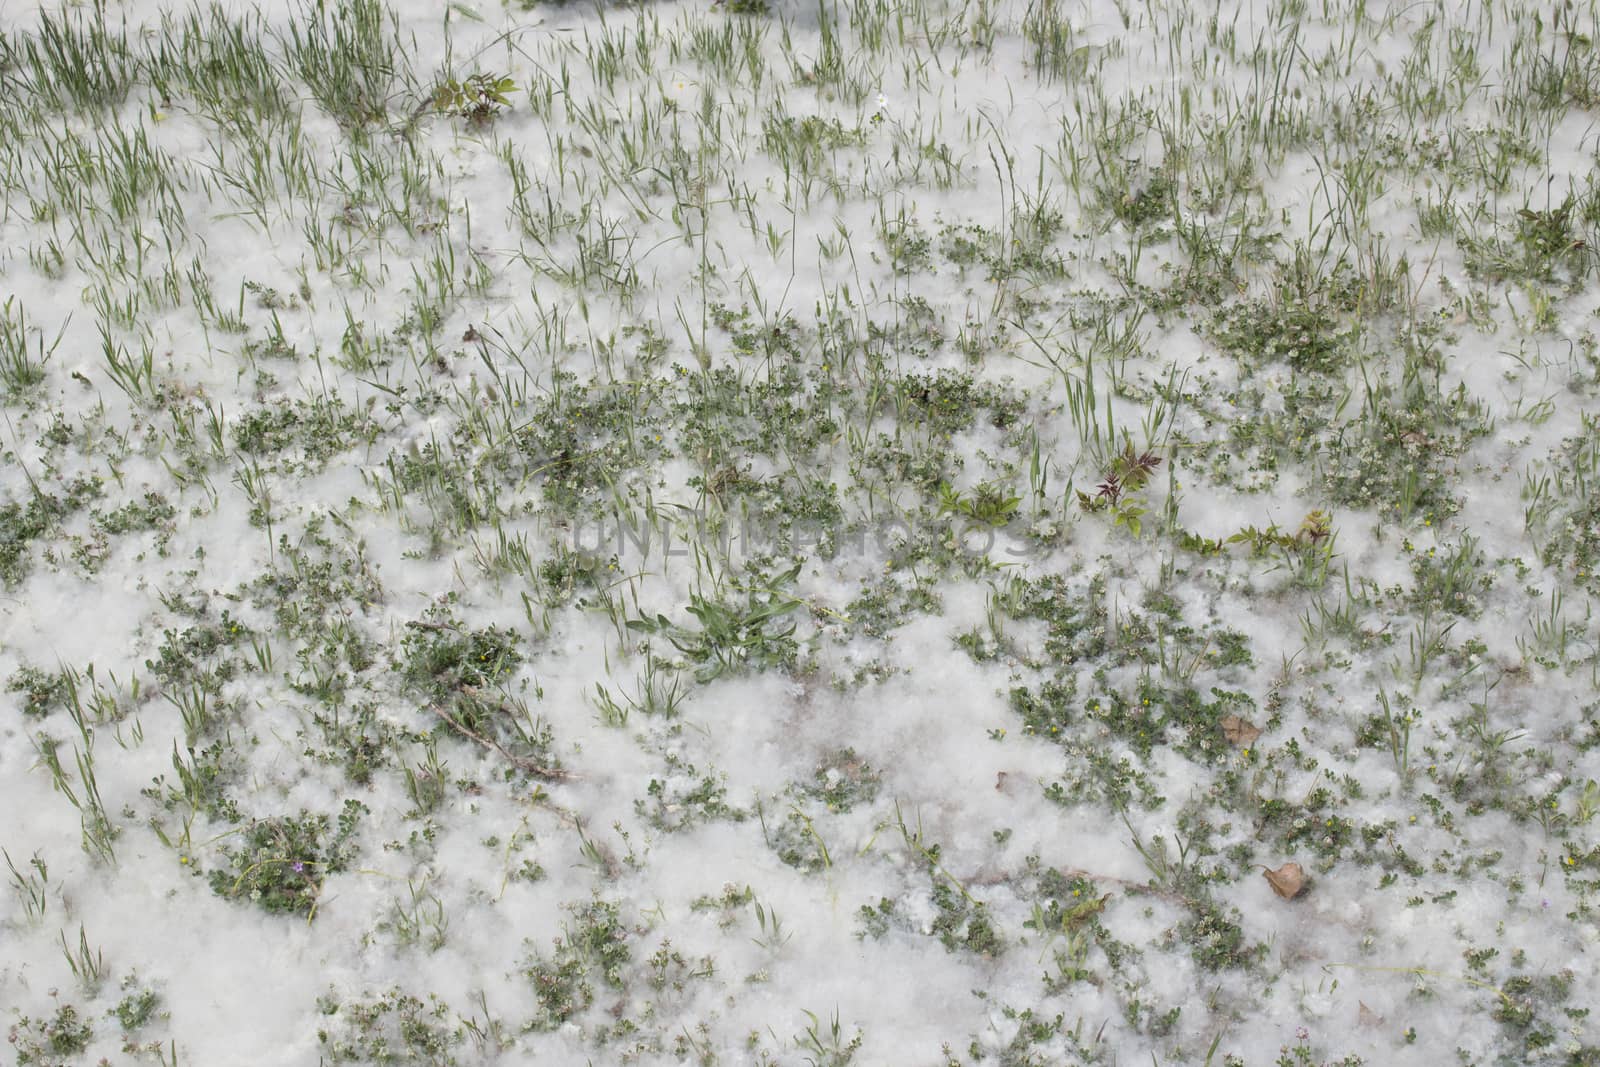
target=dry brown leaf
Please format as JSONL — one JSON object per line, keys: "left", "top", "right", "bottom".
{"left": 1221, "top": 714, "right": 1262, "bottom": 746}
{"left": 1358, "top": 1001, "right": 1384, "bottom": 1028}
{"left": 1263, "top": 862, "right": 1307, "bottom": 899}
{"left": 1062, "top": 892, "right": 1112, "bottom": 929}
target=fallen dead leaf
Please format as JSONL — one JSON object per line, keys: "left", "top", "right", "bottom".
{"left": 1062, "top": 892, "right": 1112, "bottom": 930}
{"left": 1263, "top": 862, "right": 1307, "bottom": 899}
{"left": 1358, "top": 1001, "right": 1384, "bottom": 1028}
{"left": 1221, "top": 714, "right": 1262, "bottom": 746}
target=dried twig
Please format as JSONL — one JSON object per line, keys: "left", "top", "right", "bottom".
{"left": 1057, "top": 864, "right": 1192, "bottom": 905}
{"left": 428, "top": 703, "right": 574, "bottom": 782}
{"left": 405, "top": 619, "right": 460, "bottom": 634}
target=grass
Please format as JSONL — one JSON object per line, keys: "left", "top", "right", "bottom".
{"left": 1, "top": 0, "right": 1599, "bottom": 1062}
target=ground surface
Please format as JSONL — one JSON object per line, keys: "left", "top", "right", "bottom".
{"left": 2, "top": 0, "right": 1600, "bottom": 1064}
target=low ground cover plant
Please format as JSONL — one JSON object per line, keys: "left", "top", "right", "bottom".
{"left": 1, "top": 0, "right": 1599, "bottom": 1063}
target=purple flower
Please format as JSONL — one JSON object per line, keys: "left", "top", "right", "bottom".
{"left": 1295, "top": 1026, "right": 1310, "bottom": 1041}
{"left": 292, "top": 861, "right": 306, "bottom": 873}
